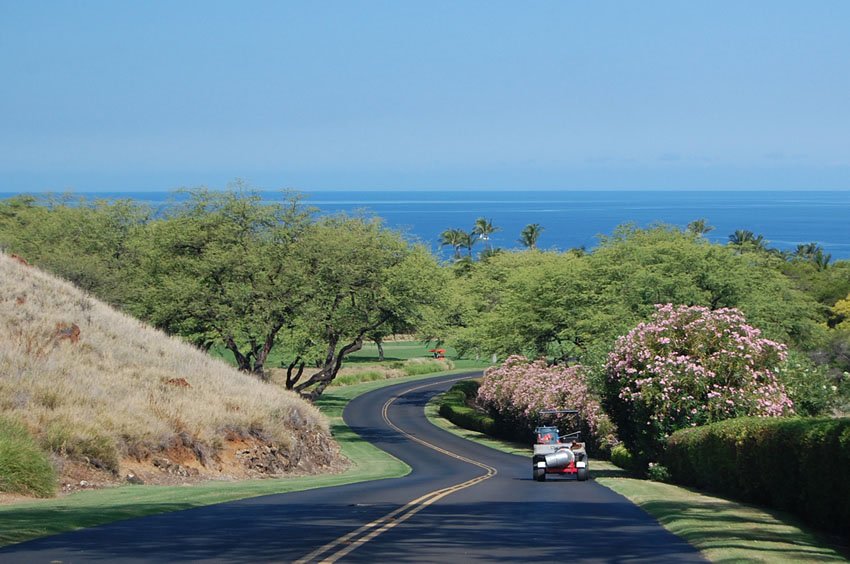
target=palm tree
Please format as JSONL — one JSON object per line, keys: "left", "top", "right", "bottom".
{"left": 728, "top": 230, "right": 766, "bottom": 252}
{"left": 519, "top": 223, "right": 544, "bottom": 249}
{"left": 686, "top": 219, "right": 714, "bottom": 236}
{"left": 792, "top": 242, "right": 831, "bottom": 269}
{"left": 461, "top": 231, "right": 475, "bottom": 257}
{"left": 439, "top": 228, "right": 467, "bottom": 260}
{"left": 795, "top": 242, "right": 821, "bottom": 258}
{"left": 472, "top": 217, "right": 500, "bottom": 251}
{"left": 813, "top": 249, "right": 832, "bottom": 271}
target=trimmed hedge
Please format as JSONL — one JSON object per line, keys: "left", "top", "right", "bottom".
{"left": 438, "top": 380, "right": 497, "bottom": 437}
{"left": 610, "top": 444, "right": 636, "bottom": 474}
{"left": 665, "top": 417, "right": 850, "bottom": 539}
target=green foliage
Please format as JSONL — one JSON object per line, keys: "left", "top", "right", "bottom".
{"left": 0, "top": 417, "right": 56, "bottom": 498}
{"left": 591, "top": 226, "right": 823, "bottom": 350}
{"left": 439, "top": 228, "right": 472, "bottom": 260}
{"left": 401, "top": 358, "right": 454, "bottom": 376}
{"left": 777, "top": 351, "right": 841, "bottom": 416}
{"left": 446, "top": 226, "right": 825, "bottom": 371}
{"left": 0, "top": 195, "right": 148, "bottom": 306}
{"left": 332, "top": 371, "right": 387, "bottom": 386}
{"left": 472, "top": 217, "right": 499, "bottom": 250}
{"left": 289, "top": 216, "right": 447, "bottom": 395}
{"left": 833, "top": 293, "right": 850, "bottom": 329}
{"left": 782, "top": 260, "right": 850, "bottom": 313}
{"left": 610, "top": 444, "right": 636, "bottom": 473}
{"left": 438, "top": 380, "right": 497, "bottom": 437}
{"left": 128, "top": 185, "right": 311, "bottom": 375}
{"left": 645, "top": 462, "right": 671, "bottom": 483}
{"left": 686, "top": 218, "right": 714, "bottom": 236}
{"left": 665, "top": 417, "right": 850, "bottom": 539}
{"left": 518, "top": 223, "right": 544, "bottom": 249}
{"left": 727, "top": 229, "right": 767, "bottom": 252}
{"left": 446, "top": 250, "right": 596, "bottom": 362}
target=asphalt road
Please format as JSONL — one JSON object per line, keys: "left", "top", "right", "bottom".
{"left": 0, "top": 373, "right": 704, "bottom": 563}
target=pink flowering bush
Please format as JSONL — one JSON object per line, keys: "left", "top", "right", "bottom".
{"left": 604, "top": 304, "right": 794, "bottom": 466}
{"left": 477, "top": 355, "right": 612, "bottom": 449}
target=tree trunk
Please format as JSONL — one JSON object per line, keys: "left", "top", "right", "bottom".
{"left": 286, "top": 356, "right": 305, "bottom": 389}
{"left": 376, "top": 338, "right": 384, "bottom": 362}
{"left": 295, "top": 335, "right": 365, "bottom": 400}
{"left": 225, "top": 336, "right": 252, "bottom": 372}
{"left": 251, "top": 323, "right": 283, "bottom": 381}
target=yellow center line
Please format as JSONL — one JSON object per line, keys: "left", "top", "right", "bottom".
{"left": 294, "top": 376, "right": 496, "bottom": 563}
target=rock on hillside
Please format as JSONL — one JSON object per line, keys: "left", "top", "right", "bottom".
{"left": 0, "top": 252, "right": 343, "bottom": 493}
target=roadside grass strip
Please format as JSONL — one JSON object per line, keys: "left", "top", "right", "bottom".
{"left": 0, "top": 369, "right": 475, "bottom": 548}
{"left": 601, "top": 478, "right": 848, "bottom": 563}
{"left": 425, "top": 394, "right": 849, "bottom": 563}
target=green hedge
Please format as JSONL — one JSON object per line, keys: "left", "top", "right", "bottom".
{"left": 0, "top": 416, "right": 57, "bottom": 498}
{"left": 665, "top": 417, "right": 850, "bottom": 539}
{"left": 438, "top": 380, "right": 497, "bottom": 436}
{"left": 610, "top": 444, "right": 636, "bottom": 474}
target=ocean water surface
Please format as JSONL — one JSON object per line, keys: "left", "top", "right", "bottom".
{"left": 5, "top": 190, "right": 850, "bottom": 259}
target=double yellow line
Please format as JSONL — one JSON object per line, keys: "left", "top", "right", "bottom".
{"left": 294, "top": 377, "right": 497, "bottom": 563}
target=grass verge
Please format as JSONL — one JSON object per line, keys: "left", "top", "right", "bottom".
{"left": 0, "top": 369, "right": 478, "bottom": 548}
{"left": 425, "top": 391, "right": 849, "bottom": 563}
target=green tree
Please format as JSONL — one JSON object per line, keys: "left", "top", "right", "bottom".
{"left": 286, "top": 216, "right": 447, "bottom": 398}
{"left": 128, "top": 186, "right": 311, "bottom": 378}
{"left": 793, "top": 242, "right": 832, "bottom": 271}
{"left": 0, "top": 194, "right": 149, "bottom": 306}
{"left": 590, "top": 225, "right": 823, "bottom": 350}
{"left": 686, "top": 218, "right": 714, "bottom": 236}
{"left": 439, "top": 228, "right": 467, "bottom": 260}
{"left": 445, "top": 225, "right": 825, "bottom": 371}
{"left": 728, "top": 229, "right": 766, "bottom": 252}
{"left": 472, "top": 217, "right": 500, "bottom": 251}
{"left": 519, "top": 223, "right": 544, "bottom": 249}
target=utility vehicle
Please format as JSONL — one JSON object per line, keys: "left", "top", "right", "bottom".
{"left": 532, "top": 410, "right": 589, "bottom": 482}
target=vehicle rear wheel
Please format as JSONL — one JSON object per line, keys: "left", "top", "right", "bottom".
{"left": 577, "top": 467, "right": 588, "bottom": 481}
{"left": 533, "top": 466, "right": 546, "bottom": 482}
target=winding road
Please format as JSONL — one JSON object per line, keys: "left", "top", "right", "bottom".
{"left": 0, "top": 373, "right": 704, "bottom": 562}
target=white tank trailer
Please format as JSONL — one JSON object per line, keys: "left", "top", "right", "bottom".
{"left": 532, "top": 410, "right": 589, "bottom": 482}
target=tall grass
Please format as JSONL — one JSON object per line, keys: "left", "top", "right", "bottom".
{"left": 0, "top": 253, "right": 336, "bottom": 490}
{"left": 0, "top": 416, "right": 56, "bottom": 497}
{"left": 323, "top": 357, "right": 455, "bottom": 387}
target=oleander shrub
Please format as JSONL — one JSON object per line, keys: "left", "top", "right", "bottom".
{"left": 604, "top": 304, "right": 794, "bottom": 468}
{"left": 0, "top": 416, "right": 56, "bottom": 497}
{"left": 438, "top": 380, "right": 497, "bottom": 436}
{"left": 477, "top": 355, "right": 614, "bottom": 450}
{"left": 665, "top": 417, "right": 850, "bottom": 539}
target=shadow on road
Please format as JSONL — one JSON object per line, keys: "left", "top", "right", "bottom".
{"left": 0, "top": 497, "right": 708, "bottom": 562}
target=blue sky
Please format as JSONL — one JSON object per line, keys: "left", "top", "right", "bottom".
{"left": 1, "top": 1, "right": 848, "bottom": 192}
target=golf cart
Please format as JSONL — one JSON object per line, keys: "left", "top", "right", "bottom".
{"left": 532, "top": 410, "right": 589, "bottom": 482}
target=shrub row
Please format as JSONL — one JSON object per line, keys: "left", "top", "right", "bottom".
{"left": 665, "top": 416, "right": 850, "bottom": 539}
{"left": 0, "top": 416, "right": 56, "bottom": 497}
{"left": 438, "top": 380, "right": 497, "bottom": 437}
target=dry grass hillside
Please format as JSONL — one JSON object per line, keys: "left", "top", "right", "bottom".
{"left": 0, "top": 253, "right": 342, "bottom": 494}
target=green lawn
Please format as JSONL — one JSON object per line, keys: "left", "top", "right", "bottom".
{"left": 212, "top": 340, "right": 490, "bottom": 371}
{"left": 0, "top": 368, "right": 480, "bottom": 548}
{"left": 425, "top": 394, "right": 850, "bottom": 563}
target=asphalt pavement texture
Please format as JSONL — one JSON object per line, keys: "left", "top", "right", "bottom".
{"left": 0, "top": 372, "right": 705, "bottom": 562}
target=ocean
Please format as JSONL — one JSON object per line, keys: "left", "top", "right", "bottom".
{"left": 5, "top": 190, "right": 850, "bottom": 260}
